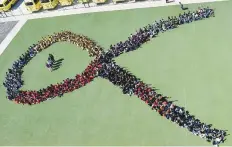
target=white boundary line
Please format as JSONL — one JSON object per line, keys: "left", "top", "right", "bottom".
{"left": 0, "top": 19, "right": 27, "bottom": 55}
{"left": 0, "top": 0, "right": 228, "bottom": 22}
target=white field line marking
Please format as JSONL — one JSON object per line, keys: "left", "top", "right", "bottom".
{"left": 0, "top": 19, "right": 27, "bottom": 55}
{"left": 0, "top": 0, "right": 228, "bottom": 22}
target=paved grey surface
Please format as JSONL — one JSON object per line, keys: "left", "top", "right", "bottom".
{"left": 0, "top": 21, "right": 18, "bottom": 44}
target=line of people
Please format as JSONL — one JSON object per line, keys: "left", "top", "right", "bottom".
{"left": 102, "top": 7, "right": 215, "bottom": 62}
{"left": 98, "top": 61, "right": 227, "bottom": 146}
{"left": 2, "top": 6, "right": 226, "bottom": 146}
{"left": 14, "top": 60, "right": 101, "bottom": 105}
{"left": 96, "top": 6, "right": 226, "bottom": 146}
{"left": 36, "top": 31, "right": 104, "bottom": 57}
{"left": 3, "top": 31, "right": 104, "bottom": 103}
{"left": 3, "top": 7, "right": 214, "bottom": 102}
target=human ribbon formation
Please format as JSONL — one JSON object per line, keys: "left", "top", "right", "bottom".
{"left": 3, "top": 7, "right": 228, "bottom": 145}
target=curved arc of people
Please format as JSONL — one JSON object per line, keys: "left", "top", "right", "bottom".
{"left": 5, "top": 31, "right": 104, "bottom": 104}
{"left": 3, "top": 7, "right": 227, "bottom": 146}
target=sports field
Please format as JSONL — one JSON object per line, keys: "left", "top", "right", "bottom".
{"left": 0, "top": 0, "right": 232, "bottom": 145}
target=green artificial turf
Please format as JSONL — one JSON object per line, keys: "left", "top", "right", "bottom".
{"left": 0, "top": 0, "right": 232, "bottom": 145}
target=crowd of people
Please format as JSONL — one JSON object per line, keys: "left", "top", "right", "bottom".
{"left": 98, "top": 61, "right": 227, "bottom": 146}
{"left": 3, "top": 31, "right": 104, "bottom": 103}
{"left": 14, "top": 59, "right": 101, "bottom": 104}
{"left": 102, "top": 7, "right": 215, "bottom": 62}
{"left": 96, "top": 7, "right": 226, "bottom": 146}
{"left": 36, "top": 31, "right": 104, "bottom": 57}
{"left": 3, "top": 6, "right": 227, "bottom": 146}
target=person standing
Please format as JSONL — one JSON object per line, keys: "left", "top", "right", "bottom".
{"left": 48, "top": 54, "right": 55, "bottom": 63}
{"left": 46, "top": 54, "right": 55, "bottom": 71}
{"left": 179, "top": 2, "right": 188, "bottom": 10}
